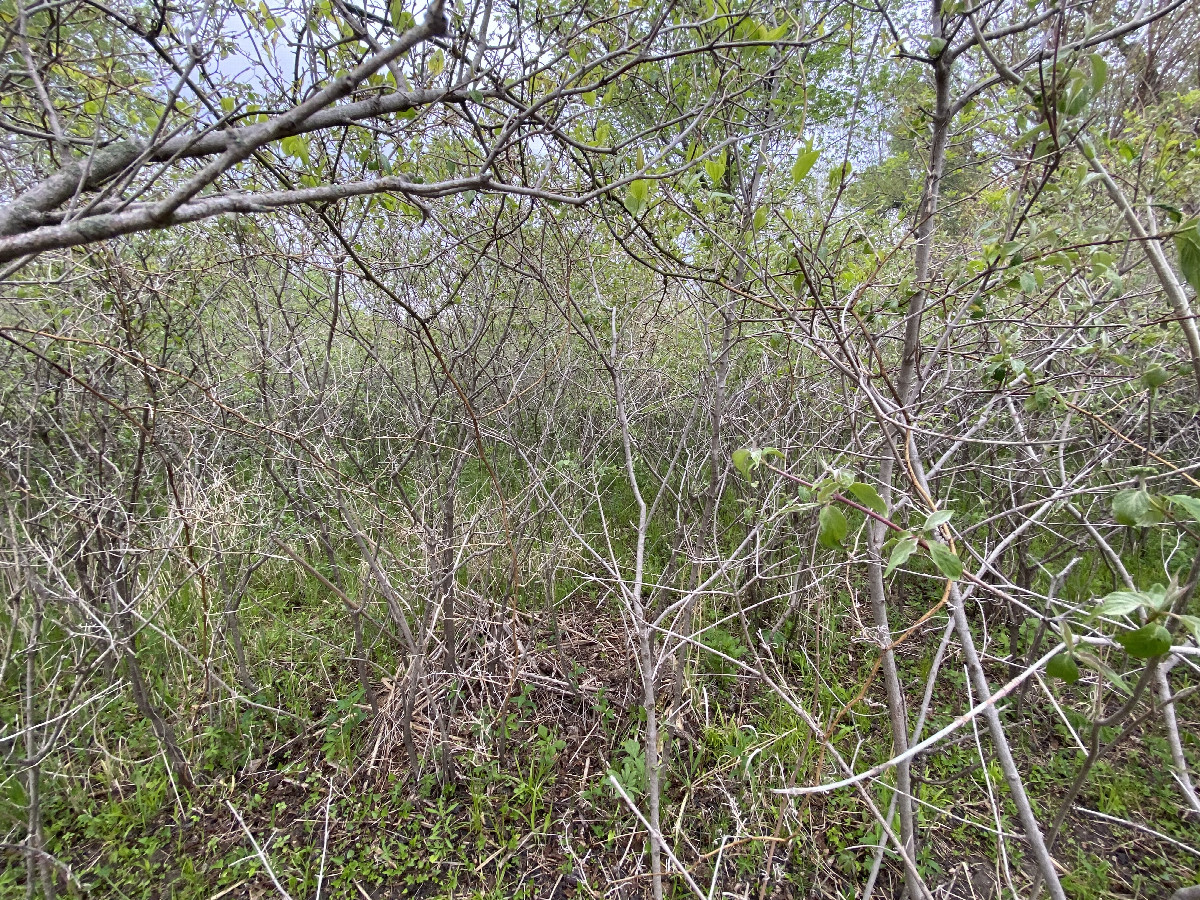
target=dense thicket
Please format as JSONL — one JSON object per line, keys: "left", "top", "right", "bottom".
{"left": 1, "top": 0, "right": 1199, "bottom": 897}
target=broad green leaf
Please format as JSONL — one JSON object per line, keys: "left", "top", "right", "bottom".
{"left": 390, "top": 0, "right": 414, "bottom": 30}
{"left": 704, "top": 151, "right": 726, "bottom": 186}
{"left": 926, "top": 37, "right": 947, "bottom": 56}
{"left": 1141, "top": 366, "right": 1168, "bottom": 391}
{"left": 1115, "top": 623, "right": 1172, "bottom": 659}
{"left": 1145, "top": 582, "right": 1169, "bottom": 611}
{"left": 428, "top": 49, "right": 444, "bottom": 76}
{"left": 732, "top": 448, "right": 752, "bottom": 479}
{"left": 922, "top": 509, "right": 953, "bottom": 531}
{"left": 884, "top": 534, "right": 918, "bottom": 577}
{"left": 927, "top": 542, "right": 962, "bottom": 580}
{"left": 279, "top": 134, "right": 310, "bottom": 164}
{"left": 791, "top": 148, "right": 820, "bottom": 184}
{"left": 1046, "top": 652, "right": 1080, "bottom": 684}
{"left": 847, "top": 482, "right": 886, "bottom": 515}
{"left": 1176, "top": 223, "right": 1200, "bottom": 295}
{"left": 1088, "top": 54, "right": 1107, "bottom": 95}
{"left": 1153, "top": 203, "right": 1183, "bottom": 225}
{"left": 1168, "top": 494, "right": 1200, "bottom": 523}
{"left": 1094, "top": 590, "right": 1148, "bottom": 618}
{"left": 815, "top": 479, "right": 837, "bottom": 503}
{"left": 1064, "top": 86, "right": 1089, "bottom": 116}
{"left": 817, "top": 504, "right": 848, "bottom": 548}
{"left": 1112, "top": 488, "right": 1159, "bottom": 526}
{"left": 752, "top": 206, "right": 768, "bottom": 232}
{"left": 624, "top": 179, "right": 650, "bottom": 215}
{"left": 1025, "top": 384, "right": 1058, "bottom": 412}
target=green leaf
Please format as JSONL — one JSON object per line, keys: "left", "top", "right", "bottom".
{"left": 827, "top": 160, "right": 851, "bottom": 189}
{"left": 752, "top": 206, "right": 768, "bottom": 232}
{"left": 390, "top": 0, "right": 414, "bottom": 30}
{"left": 1046, "top": 652, "right": 1080, "bottom": 683}
{"left": 1169, "top": 494, "right": 1200, "bottom": 523}
{"left": 1176, "top": 223, "right": 1200, "bottom": 295}
{"left": 884, "top": 534, "right": 918, "bottom": 577}
{"left": 1064, "top": 86, "right": 1089, "bottom": 116}
{"left": 1025, "top": 384, "right": 1059, "bottom": 413}
{"left": 847, "top": 482, "right": 886, "bottom": 515}
{"left": 922, "top": 509, "right": 953, "bottom": 531}
{"left": 624, "top": 179, "right": 650, "bottom": 215}
{"left": 279, "top": 134, "right": 310, "bottom": 164}
{"left": 1088, "top": 53, "right": 1107, "bottom": 95}
{"left": 1094, "top": 590, "right": 1147, "bottom": 618}
{"left": 926, "top": 37, "right": 947, "bottom": 56}
{"left": 704, "top": 151, "right": 726, "bottom": 186}
{"left": 1141, "top": 365, "right": 1168, "bottom": 391}
{"left": 428, "top": 49, "right": 444, "bottom": 76}
{"left": 732, "top": 448, "right": 753, "bottom": 479}
{"left": 791, "top": 148, "right": 820, "bottom": 184}
{"left": 817, "top": 505, "right": 848, "bottom": 548}
{"left": 927, "top": 542, "right": 963, "bottom": 580}
{"left": 1115, "top": 623, "right": 1172, "bottom": 659}
{"left": 1112, "top": 488, "right": 1159, "bottom": 526}
{"left": 468, "top": 89, "right": 484, "bottom": 103}
{"left": 1145, "top": 582, "right": 1170, "bottom": 612}
{"left": 1153, "top": 203, "right": 1183, "bottom": 225}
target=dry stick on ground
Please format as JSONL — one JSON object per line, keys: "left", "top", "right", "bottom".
{"left": 226, "top": 799, "right": 295, "bottom": 900}
{"left": 608, "top": 774, "right": 709, "bottom": 900}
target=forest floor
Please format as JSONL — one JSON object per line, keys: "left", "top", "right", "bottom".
{"left": 15, "top": 605, "right": 1200, "bottom": 900}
